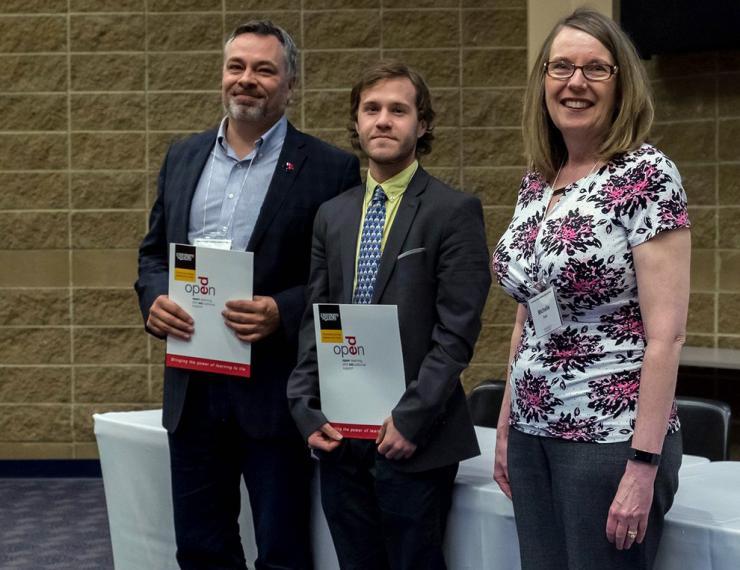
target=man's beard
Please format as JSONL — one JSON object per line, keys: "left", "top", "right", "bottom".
{"left": 224, "top": 95, "right": 267, "bottom": 122}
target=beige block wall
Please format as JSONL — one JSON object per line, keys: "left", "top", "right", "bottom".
{"left": 646, "top": 52, "right": 740, "bottom": 351}
{"left": 0, "top": 1, "right": 736, "bottom": 459}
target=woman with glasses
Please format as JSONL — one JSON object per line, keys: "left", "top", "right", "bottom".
{"left": 491, "top": 8, "right": 691, "bottom": 570}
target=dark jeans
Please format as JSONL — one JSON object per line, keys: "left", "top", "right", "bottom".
{"left": 318, "top": 439, "right": 458, "bottom": 570}
{"left": 507, "top": 428, "right": 682, "bottom": 570}
{"left": 168, "top": 378, "right": 313, "bottom": 570}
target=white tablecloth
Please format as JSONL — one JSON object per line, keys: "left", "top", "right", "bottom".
{"left": 94, "top": 409, "right": 338, "bottom": 570}
{"left": 655, "top": 462, "right": 740, "bottom": 569}
{"left": 95, "top": 410, "right": 735, "bottom": 570}
{"left": 451, "top": 427, "right": 712, "bottom": 570}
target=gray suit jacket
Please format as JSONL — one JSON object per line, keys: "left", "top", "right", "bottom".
{"left": 287, "top": 167, "right": 491, "bottom": 472}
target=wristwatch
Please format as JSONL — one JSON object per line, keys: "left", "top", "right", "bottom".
{"left": 628, "top": 447, "right": 661, "bottom": 466}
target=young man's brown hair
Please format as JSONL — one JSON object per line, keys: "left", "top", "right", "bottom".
{"left": 348, "top": 61, "right": 436, "bottom": 156}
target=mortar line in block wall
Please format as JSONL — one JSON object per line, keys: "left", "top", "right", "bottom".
{"left": 457, "top": 0, "right": 464, "bottom": 192}
{"left": 145, "top": 0, "right": 153, "bottom": 404}
{"left": 291, "top": 7, "right": 522, "bottom": 14}
{"left": 379, "top": 1, "right": 384, "bottom": 60}
{"left": 0, "top": 402, "right": 155, "bottom": 407}
{"left": 300, "top": 0, "right": 305, "bottom": 133}
{"left": 0, "top": 8, "right": 529, "bottom": 17}
{"left": 0, "top": 169, "right": 150, "bottom": 173}
{"left": 65, "top": 0, "right": 78, "bottom": 455}
{"left": 0, "top": 208, "right": 148, "bottom": 213}
{"left": 0, "top": 50, "right": 217, "bottom": 57}
{"left": 0, "top": 123, "right": 528, "bottom": 133}
{"left": 714, "top": 70, "right": 720, "bottom": 346}
{"left": 0, "top": 125, "right": 532, "bottom": 135}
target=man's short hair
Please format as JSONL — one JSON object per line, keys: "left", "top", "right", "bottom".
{"left": 349, "top": 61, "right": 436, "bottom": 156}
{"left": 225, "top": 20, "right": 299, "bottom": 86}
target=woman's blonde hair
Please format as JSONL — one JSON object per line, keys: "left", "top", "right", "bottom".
{"left": 522, "top": 8, "right": 654, "bottom": 180}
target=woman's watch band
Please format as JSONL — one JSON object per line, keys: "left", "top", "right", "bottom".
{"left": 628, "top": 447, "right": 661, "bottom": 466}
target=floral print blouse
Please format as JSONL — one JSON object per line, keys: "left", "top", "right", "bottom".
{"left": 492, "top": 144, "right": 690, "bottom": 443}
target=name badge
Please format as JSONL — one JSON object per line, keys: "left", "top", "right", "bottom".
{"left": 193, "top": 237, "right": 232, "bottom": 250}
{"left": 527, "top": 286, "right": 562, "bottom": 338}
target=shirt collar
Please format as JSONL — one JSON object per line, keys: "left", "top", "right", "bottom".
{"left": 366, "top": 160, "right": 418, "bottom": 202}
{"left": 216, "top": 115, "right": 288, "bottom": 162}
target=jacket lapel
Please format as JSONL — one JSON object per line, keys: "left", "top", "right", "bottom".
{"left": 339, "top": 187, "right": 365, "bottom": 303}
{"left": 247, "top": 122, "right": 306, "bottom": 252}
{"left": 175, "top": 129, "right": 218, "bottom": 244}
{"left": 371, "top": 168, "right": 429, "bottom": 303}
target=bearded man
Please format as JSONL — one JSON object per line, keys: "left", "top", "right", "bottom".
{"left": 135, "top": 20, "right": 360, "bottom": 570}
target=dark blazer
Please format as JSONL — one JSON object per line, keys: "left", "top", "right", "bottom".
{"left": 135, "top": 122, "right": 361, "bottom": 437}
{"left": 288, "top": 167, "right": 491, "bottom": 472}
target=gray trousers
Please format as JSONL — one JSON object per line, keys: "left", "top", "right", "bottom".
{"left": 507, "top": 428, "right": 681, "bottom": 570}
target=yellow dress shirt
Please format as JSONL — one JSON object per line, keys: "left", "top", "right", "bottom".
{"left": 352, "top": 160, "right": 418, "bottom": 292}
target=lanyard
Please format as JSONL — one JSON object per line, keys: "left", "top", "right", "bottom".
{"left": 531, "top": 160, "right": 599, "bottom": 290}
{"left": 200, "top": 141, "right": 260, "bottom": 237}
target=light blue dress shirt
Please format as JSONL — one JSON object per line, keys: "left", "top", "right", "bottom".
{"left": 187, "top": 115, "right": 287, "bottom": 251}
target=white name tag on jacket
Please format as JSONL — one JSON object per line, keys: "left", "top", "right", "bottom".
{"left": 527, "top": 286, "right": 562, "bottom": 338}
{"left": 193, "top": 237, "right": 232, "bottom": 250}
{"left": 314, "top": 303, "right": 406, "bottom": 440}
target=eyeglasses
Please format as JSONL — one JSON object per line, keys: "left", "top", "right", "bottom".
{"left": 544, "top": 61, "right": 618, "bottom": 82}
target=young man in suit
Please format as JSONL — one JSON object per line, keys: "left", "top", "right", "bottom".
{"left": 135, "top": 20, "right": 360, "bottom": 570}
{"left": 287, "top": 62, "right": 491, "bottom": 570}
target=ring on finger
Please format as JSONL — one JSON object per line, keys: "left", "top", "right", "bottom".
{"left": 627, "top": 530, "right": 637, "bottom": 539}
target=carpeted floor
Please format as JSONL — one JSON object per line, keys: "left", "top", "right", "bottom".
{"left": 0, "top": 478, "right": 114, "bottom": 570}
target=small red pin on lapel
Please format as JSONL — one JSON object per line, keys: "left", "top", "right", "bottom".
{"left": 285, "top": 161, "right": 295, "bottom": 172}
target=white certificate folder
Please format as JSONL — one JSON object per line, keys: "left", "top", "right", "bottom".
{"left": 166, "top": 243, "right": 253, "bottom": 378}
{"left": 314, "top": 303, "right": 406, "bottom": 439}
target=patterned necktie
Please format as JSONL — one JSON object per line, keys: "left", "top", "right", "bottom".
{"left": 353, "top": 185, "right": 387, "bottom": 304}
